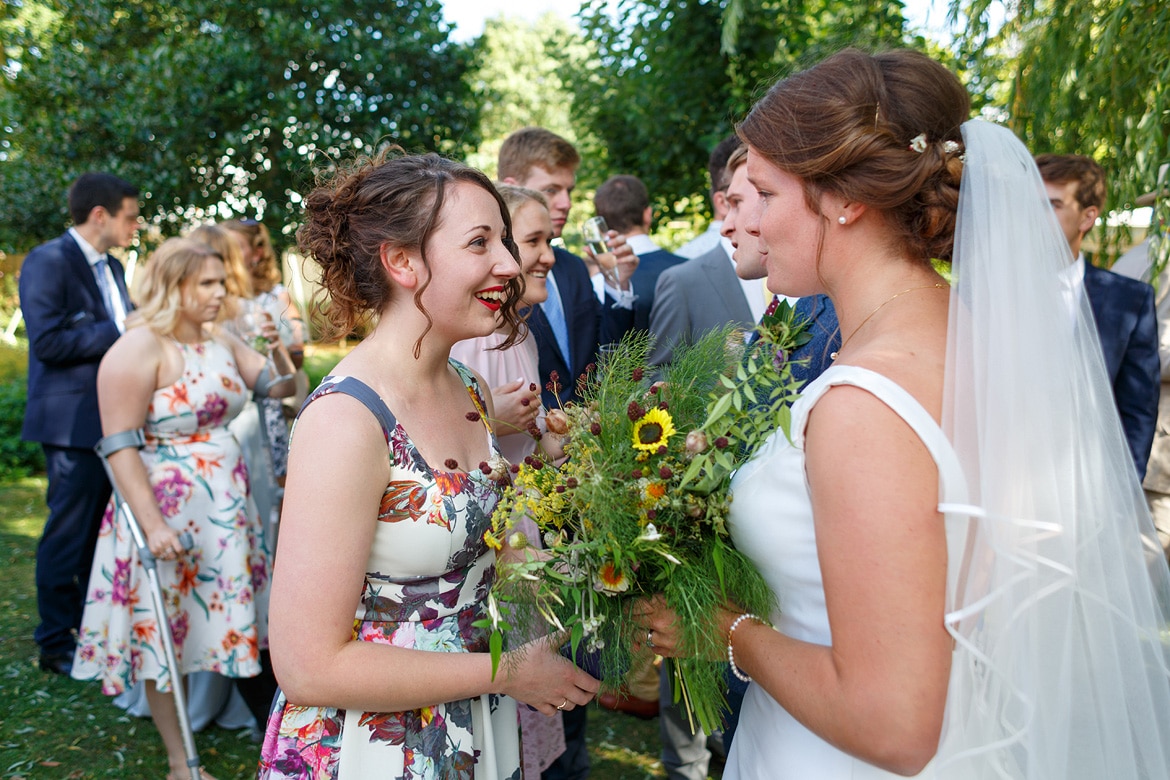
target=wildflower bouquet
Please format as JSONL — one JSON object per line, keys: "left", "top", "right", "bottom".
{"left": 483, "top": 304, "right": 811, "bottom": 733}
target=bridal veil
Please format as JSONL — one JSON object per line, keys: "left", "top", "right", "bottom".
{"left": 937, "top": 119, "right": 1170, "bottom": 777}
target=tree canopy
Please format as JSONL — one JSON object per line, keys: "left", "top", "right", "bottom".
{"left": 568, "top": 0, "right": 915, "bottom": 229}
{"left": 951, "top": 0, "right": 1168, "bottom": 261}
{"left": 0, "top": 0, "right": 479, "bottom": 252}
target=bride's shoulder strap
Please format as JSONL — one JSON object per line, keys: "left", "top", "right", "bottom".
{"left": 793, "top": 365, "right": 968, "bottom": 505}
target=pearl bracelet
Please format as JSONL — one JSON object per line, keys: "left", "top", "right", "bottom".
{"left": 727, "top": 612, "right": 763, "bottom": 683}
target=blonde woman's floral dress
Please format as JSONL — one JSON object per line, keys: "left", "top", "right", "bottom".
{"left": 257, "top": 364, "right": 521, "bottom": 780}
{"left": 72, "top": 338, "right": 269, "bottom": 694}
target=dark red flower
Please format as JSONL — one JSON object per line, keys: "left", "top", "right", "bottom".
{"left": 444, "top": 458, "right": 459, "bottom": 470}
{"left": 659, "top": 466, "right": 673, "bottom": 479}
{"left": 714, "top": 437, "right": 729, "bottom": 449}
{"left": 632, "top": 367, "right": 644, "bottom": 381}
{"left": 465, "top": 411, "right": 481, "bottom": 422}
{"left": 627, "top": 401, "right": 645, "bottom": 421}
{"left": 566, "top": 477, "right": 579, "bottom": 488}
{"left": 590, "top": 422, "right": 602, "bottom": 436}
{"left": 632, "top": 468, "right": 643, "bottom": 479}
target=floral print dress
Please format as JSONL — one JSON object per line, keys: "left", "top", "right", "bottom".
{"left": 258, "top": 364, "right": 521, "bottom": 780}
{"left": 72, "top": 338, "right": 269, "bottom": 693}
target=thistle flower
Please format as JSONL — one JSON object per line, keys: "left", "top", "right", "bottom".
{"left": 444, "top": 458, "right": 459, "bottom": 470}
{"left": 627, "top": 401, "right": 646, "bottom": 421}
{"left": 465, "top": 411, "right": 481, "bottom": 422}
{"left": 632, "top": 367, "right": 644, "bottom": 381}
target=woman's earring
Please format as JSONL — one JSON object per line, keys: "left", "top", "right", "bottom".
{"left": 838, "top": 215, "right": 847, "bottom": 225}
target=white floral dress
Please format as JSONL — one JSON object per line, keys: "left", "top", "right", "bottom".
{"left": 257, "top": 365, "right": 521, "bottom": 780}
{"left": 72, "top": 338, "right": 269, "bottom": 693}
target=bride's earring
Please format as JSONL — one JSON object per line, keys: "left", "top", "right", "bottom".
{"left": 838, "top": 215, "right": 847, "bottom": 225}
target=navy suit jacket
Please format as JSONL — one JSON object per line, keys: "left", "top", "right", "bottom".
{"left": 19, "top": 232, "right": 130, "bottom": 449}
{"left": 531, "top": 247, "right": 635, "bottom": 408}
{"left": 1083, "top": 263, "right": 1160, "bottom": 479}
{"left": 790, "top": 294, "right": 841, "bottom": 388}
{"left": 630, "top": 248, "right": 686, "bottom": 332}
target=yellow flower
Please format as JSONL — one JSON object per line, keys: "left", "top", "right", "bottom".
{"left": 632, "top": 408, "right": 677, "bottom": 452}
{"left": 483, "top": 531, "right": 502, "bottom": 551}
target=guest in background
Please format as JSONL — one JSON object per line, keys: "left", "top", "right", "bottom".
{"left": 1036, "top": 154, "right": 1159, "bottom": 478}
{"left": 499, "top": 127, "right": 637, "bottom": 411}
{"left": 20, "top": 172, "right": 139, "bottom": 676}
{"left": 593, "top": 174, "right": 686, "bottom": 331}
{"left": 72, "top": 237, "right": 294, "bottom": 780}
{"left": 675, "top": 135, "right": 742, "bottom": 260}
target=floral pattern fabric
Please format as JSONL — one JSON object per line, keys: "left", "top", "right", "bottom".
{"left": 258, "top": 365, "right": 521, "bottom": 780}
{"left": 72, "top": 338, "right": 269, "bottom": 694}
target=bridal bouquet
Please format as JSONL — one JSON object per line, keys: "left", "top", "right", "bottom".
{"left": 481, "top": 305, "right": 810, "bottom": 733}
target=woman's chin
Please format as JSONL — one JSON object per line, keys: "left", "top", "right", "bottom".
{"left": 521, "top": 292, "right": 548, "bottom": 308}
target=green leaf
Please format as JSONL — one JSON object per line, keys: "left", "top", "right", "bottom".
{"left": 489, "top": 630, "right": 503, "bottom": 680}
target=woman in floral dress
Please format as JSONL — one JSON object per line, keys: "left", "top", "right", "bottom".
{"left": 258, "top": 152, "right": 599, "bottom": 780}
{"left": 72, "top": 237, "right": 296, "bottom": 780}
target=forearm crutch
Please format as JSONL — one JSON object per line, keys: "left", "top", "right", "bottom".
{"left": 95, "top": 429, "right": 201, "bottom": 780}
{"left": 252, "top": 364, "right": 293, "bottom": 549}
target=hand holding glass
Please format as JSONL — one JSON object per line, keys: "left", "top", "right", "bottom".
{"left": 238, "top": 299, "right": 272, "bottom": 354}
{"left": 582, "top": 217, "right": 621, "bottom": 287}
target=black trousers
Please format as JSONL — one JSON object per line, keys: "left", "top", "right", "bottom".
{"left": 35, "top": 444, "right": 111, "bottom": 656}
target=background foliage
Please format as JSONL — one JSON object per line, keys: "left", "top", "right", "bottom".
{"left": 0, "top": 0, "right": 480, "bottom": 252}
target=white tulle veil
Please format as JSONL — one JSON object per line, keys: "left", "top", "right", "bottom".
{"left": 936, "top": 119, "right": 1170, "bottom": 777}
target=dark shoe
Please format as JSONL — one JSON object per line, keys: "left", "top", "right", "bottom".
{"left": 597, "top": 687, "right": 659, "bottom": 720}
{"left": 38, "top": 652, "right": 73, "bottom": 676}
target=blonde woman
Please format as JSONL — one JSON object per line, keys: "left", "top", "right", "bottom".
{"left": 72, "top": 238, "right": 294, "bottom": 780}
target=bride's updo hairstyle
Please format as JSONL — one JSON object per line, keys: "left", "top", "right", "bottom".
{"left": 298, "top": 149, "right": 525, "bottom": 352}
{"left": 739, "top": 48, "right": 970, "bottom": 264}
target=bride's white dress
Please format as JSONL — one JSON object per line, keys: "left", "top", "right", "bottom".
{"left": 725, "top": 364, "right": 967, "bottom": 779}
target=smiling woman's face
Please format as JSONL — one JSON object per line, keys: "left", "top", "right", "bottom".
{"left": 510, "top": 200, "right": 555, "bottom": 307}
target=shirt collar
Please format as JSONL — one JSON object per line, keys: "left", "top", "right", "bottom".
{"left": 626, "top": 233, "right": 660, "bottom": 256}
{"left": 68, "top": 227, "right": 105, "bottom": 266}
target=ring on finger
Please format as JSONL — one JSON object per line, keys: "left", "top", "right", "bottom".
{"left": 556, "top": 699, "right": 568, "bottom": 711}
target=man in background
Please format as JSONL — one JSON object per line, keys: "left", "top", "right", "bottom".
{"left": 675, "top": 135, "right": 742, "bottom": 259}
{"left": 499, "top": 127, "right": 637, "bottom": 410}
{"left": 593, "top": 174, "right": 685, "bottom": 331}
{"left": 1037, "top": 154, "right": 1159, "bottom": 479}
{"left": 20, "top": 172, "right": 139, "bottom": 675}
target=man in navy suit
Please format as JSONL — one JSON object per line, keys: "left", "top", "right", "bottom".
{"left": 594, "top": 174, "right": 686, "bottom": 331}
{"left": 500, "top": 128, "right": 636, "bottom": 411}
{"left": 20, "top": 172, "right": 140, "bottom": 674}
{"left": 1037, "top": 154, "right": 1159, "bottom": 478}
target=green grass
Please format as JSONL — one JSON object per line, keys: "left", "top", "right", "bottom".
{"left": 0, "top": 478, "right": 715, "bottom": 779}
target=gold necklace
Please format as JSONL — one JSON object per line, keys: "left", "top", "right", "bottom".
{"left": 830, "top": 283, "right": 946, "bottom": 360}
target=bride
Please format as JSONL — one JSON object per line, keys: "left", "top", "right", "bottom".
{"left": 639, "top": 48, "right": 1170, "bottom": 778}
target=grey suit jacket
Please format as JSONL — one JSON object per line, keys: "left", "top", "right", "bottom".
{"left": 648, "top": 245, "right": 754, "bottom": 367}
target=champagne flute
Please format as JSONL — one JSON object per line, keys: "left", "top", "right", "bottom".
{"left": 238, "top": 299, "right": 272, "bottom": 354}
{"left": 582, "top": 216, "right": 621, "bottom": 288}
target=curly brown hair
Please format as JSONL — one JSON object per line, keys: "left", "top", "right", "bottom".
{"left": 739, "top": 48, "right": 970, "bottom": 265}
{"left": 297, "top": 149, "right": 525, "bottom": 354}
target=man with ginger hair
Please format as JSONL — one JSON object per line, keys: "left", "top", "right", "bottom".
{"left": 499, "top": 128, "right": 637, "bottom": 410}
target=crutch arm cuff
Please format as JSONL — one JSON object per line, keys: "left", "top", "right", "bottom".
{"left": 95, "top": 429, "right": 146, "bottom": 458}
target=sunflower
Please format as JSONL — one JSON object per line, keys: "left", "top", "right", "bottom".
{"left": 632, "top": 408, "right": 677, "bottom": 452}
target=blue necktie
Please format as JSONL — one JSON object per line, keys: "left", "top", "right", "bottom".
{"left": 540, "top": 272, "right": 572, "bottom": 368}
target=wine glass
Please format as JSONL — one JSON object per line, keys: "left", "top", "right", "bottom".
{"left": 581, "top": 216, "right": 621, "bottom": 287}
{"left": 237, "top": 299, "right": 272, "bottom": 354}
